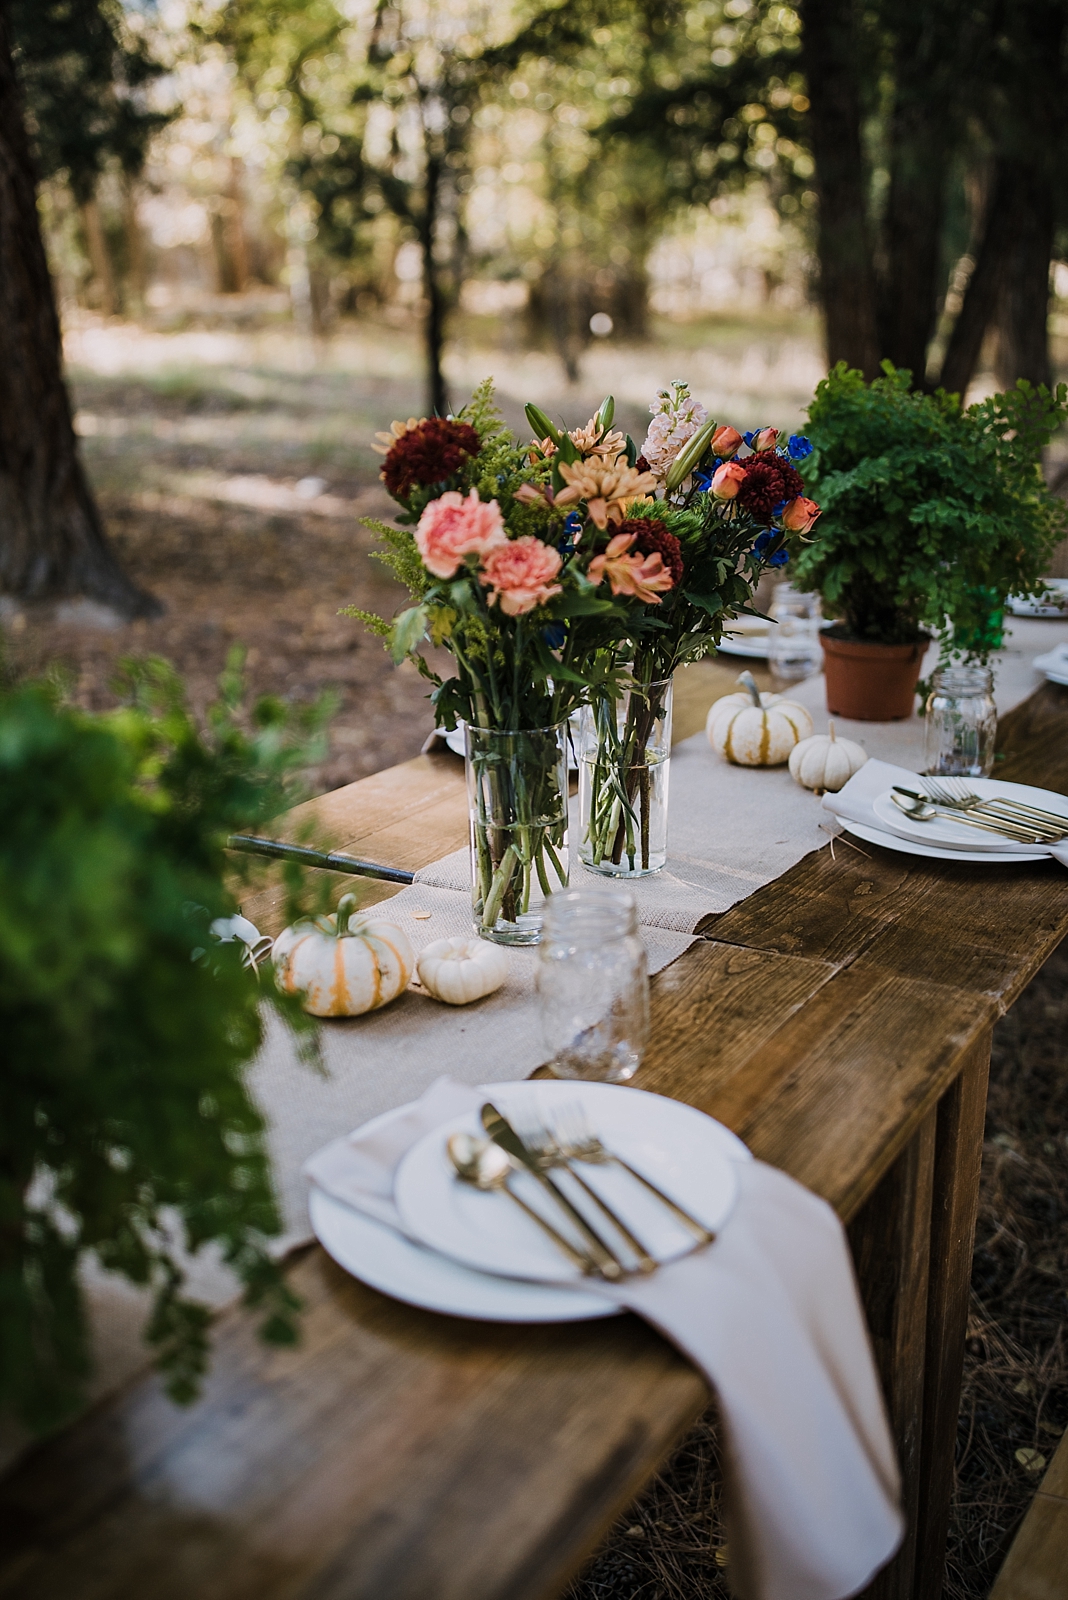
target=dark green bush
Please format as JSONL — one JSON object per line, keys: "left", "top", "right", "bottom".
{"left": 0, "top": 656, "right": 327, "bottom": 1431}
{"left": 790, "top": 364, "right": 1068, "bottom": 655}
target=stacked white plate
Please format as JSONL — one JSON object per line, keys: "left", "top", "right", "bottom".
{"left": 1007, "top": 579, "right": 1068, "bottom": 617}
{"left": 309, "top": 1078, "right": 749, "bottom": 1322}
{"left": 830, "top": 776, "right": 1068, "bottom": 864}
{"left": 1033, "top": 643, "right": 1068, "bottom": 686}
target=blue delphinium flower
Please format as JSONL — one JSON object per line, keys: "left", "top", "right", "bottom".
{"left": 693, "top": 469, "right": 714, "bottom": 492}
{"left": 541, "top": 621, "right": 566, "bottom": 649}
{"left": 557, "top": 511, "right": 583, "bottom": 555}
{"left": 787, "top": 434, "right": 813, "bottom": 461}
{"left": 743, "top": 430, "right": 758, "bottom": 449}
{"left": 753, "top": 530, "right": 789, "bottom": 568}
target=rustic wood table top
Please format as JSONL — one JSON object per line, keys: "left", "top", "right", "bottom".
{"left": 4, "top": 670, "right": 1068, "bottom": 1600}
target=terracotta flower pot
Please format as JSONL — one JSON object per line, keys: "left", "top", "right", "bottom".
{"left": 820, "top": 632, "right": 928, "bottom": 722}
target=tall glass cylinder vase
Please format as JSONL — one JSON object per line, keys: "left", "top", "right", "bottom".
{"left": 578, "top": 677, "right": 672, "bottom": 877}
{"left": 465, "top": 721, "right": 570, "bottom": 946}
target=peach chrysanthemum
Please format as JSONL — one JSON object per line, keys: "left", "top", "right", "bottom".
{"left": 554, "top": 454, "right": 657, "bottom": 529}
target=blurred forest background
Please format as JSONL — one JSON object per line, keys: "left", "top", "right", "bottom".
{"left": 5, "top": 0, "right": 1068, "bottom": 788}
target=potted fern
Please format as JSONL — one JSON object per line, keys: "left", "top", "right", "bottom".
{"left": 788, "top": 365, "right": 1068, "bottom": 719}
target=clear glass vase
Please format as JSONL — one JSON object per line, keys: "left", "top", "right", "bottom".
{"left": 578, "top": 677, "right": 672, "bottom": 876}
{"left": 465, "top": 721, "right": 570, "bottom": 946}
{"left": 536, "top": 887, "right": 649, "bottom": 1082}
{"left": 924, "top": 665, "right": 997, "bottom": 777}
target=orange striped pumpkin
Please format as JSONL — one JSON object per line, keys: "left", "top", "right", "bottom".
{"left": 705, "top": 672, "right": 814, "bottom": 767}
{"left": 272, "top": 894, "right": 415, "bottom": 1017}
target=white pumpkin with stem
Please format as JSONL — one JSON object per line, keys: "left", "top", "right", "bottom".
{"left": 416, "top": 936, "right": 508, "bottom": 1005}
{"left": 706, "top": 671, "right": 814, "bottom": 767}
{"left": 272, "top": 894, "right": 415, "bottom": 1017}
{"left": 789, "top": 721, "right": 869, "bottom": 794}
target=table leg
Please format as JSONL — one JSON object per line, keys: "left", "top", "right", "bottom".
{"left": 848, "top": 1107, "right": 936, "bottom": 1599}
{"left": 913, "top": 1030, "right": 991, "bottom": 1600}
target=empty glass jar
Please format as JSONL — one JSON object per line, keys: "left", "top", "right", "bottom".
{"left": 924, "top": 665, "right": 997, "bottom": 777}
{"left": 536, "top": 887, "right": 649, "bottom": 1082}
{"left": 767, "top": 584, "right": 824, "bottom": 687}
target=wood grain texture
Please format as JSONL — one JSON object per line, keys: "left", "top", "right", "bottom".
{"left": 989, "top": 1430, "right": 1068, "bottom": 1600}
{"left": 4, "top": 686, "right": 1068, "bottom": 1600}
{"left": 914, "top": 1035, "right": 992, "bottom": 1600}
{"left": 850, "top": 1112, "right": 936, "bottom": 1600}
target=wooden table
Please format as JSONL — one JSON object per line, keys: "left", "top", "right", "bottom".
{"left": 4, "top": 673, "right": 1068, "bottom": 1600}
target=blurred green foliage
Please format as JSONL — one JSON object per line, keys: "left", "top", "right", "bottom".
{"left": 791, "top": 365, "right": 1068, "bottom": 655}
{"left": 0, "top": 653, "right": 331, "bottom": 1432}
{"left": 10, "top": 0, "right": 172, "bottom": 202}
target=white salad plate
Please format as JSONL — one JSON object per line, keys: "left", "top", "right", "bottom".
{"left": 868, "top": 778, "right": 1068, "bottom": 857}
{"left": 394, "top": 1078, "right": 748, "bottom": 1286}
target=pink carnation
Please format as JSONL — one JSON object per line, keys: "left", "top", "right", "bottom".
{"left": 479, "top": 537, "right": 563, "bottom": 616}
{"left": 415, "top": 489, "right": 506, "bottom": 579}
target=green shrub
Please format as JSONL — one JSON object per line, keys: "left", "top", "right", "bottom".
{"left": 0, "top": 655, "right": 328, "bottom": 1431}
{"left": 790, "top": 364, "right": 1068, "bottom": 656}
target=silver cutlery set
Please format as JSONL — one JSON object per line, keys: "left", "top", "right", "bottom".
{"left": 891, "top": 778, "right": 1068, "bottom": 844}
{"left": 447, "top": 1101, "right": 713, "bottom": 1280}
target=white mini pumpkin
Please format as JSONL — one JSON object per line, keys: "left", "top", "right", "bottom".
{"left": 272, "top": 893, "right": 415, "bottom": 1017}
{"left": 788, "top": 721, "right": 869, "bottom": 794}
{"left": 416, "top": 936, "right": 508, "bottom": 1005}
{"left": 706, "top": 671, "right": 814, "bottom": 767}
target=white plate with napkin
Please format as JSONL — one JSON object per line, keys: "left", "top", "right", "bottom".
{"left": 304, "top": 1075, "right": 903, "bottom": 1600}
{"left": 825, "top": 759, "right": 1068, "bottom": 864}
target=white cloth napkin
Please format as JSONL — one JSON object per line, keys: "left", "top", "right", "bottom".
{"left": 823, "top": 757, "right": 1068, "bottom": 865}
{"left": 305, "top": 1078, "right": 903, "bottom": 1600}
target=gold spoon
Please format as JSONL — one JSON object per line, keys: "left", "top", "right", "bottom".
{"left": 446, "top": 1132, "right": 599, "bottom": 1276}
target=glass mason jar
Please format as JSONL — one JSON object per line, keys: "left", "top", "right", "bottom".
{"left": 536, "top": 887, "right": 649, "bottom": 1082}
{"left": 924, "top": 665, "right": 997, "bottom": 777}
{"left": 578, "top": 677, "right": 672, "bottom": 876}
{"left": 465, "top": 721, "right": 569, "bottom": 946}
{"left": 767, "top": 583, "right": 823, "bottom": 688}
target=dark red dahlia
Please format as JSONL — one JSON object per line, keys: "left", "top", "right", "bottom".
{"left": 616, "top": 517, "right": 684, "bottom": 588}
{"left": 736, "top": 453, "right": 803, "bottom": 519}
{"left": 381, "top": 418, "right": 481, "bottom": 499}
{"left": 634, "top": 453, "right": 651, "bottom": 474}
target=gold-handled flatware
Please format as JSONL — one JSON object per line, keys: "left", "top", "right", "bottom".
{"left": 519, "top": 1124, "right": 657, "bottom": 1274}
{"left": 446, "top": 1133, "right": 599, "bottom": 1276}
{"left": 891, "top": 791, "right": 1051, "bottom": 843}
{"left": 481, "top": 1103, "right": 626, "bottom": 1280}
{"left": 922, "top": 778, "right": 1068, "bottom": 832}
{"left": 552, "top": 1106, "right": 716, "bottom": 1246}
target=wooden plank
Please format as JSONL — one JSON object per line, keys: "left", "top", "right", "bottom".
{"left": 989, "top": 1430, "right": 1068, "bottom": 1600}
{"left": 850, "top": 1112, "right": 936, "bottom": 1600}
{"left": 913, "top": 1033, "right": 992, "bottom": 1600}
{"left": 0, "top": 1253, "right": 708, "bottom": 1600}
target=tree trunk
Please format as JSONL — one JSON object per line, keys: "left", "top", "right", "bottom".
{"left": 0, "top": 9, "right": 157, "bottom": 617}
{"left": 799, "top": 0, "right": 880, "bottom": 375}
{"left": 994, "top": 165, "right": 1054, "bottom": 390}
{"left": 878, "top": 5, "right": 959, "bottom": 382}
{"left": 122, "top": 177, "right": 147, "bottom": 314}
{"left": 419, "top": 146, "right": 448, "bottom": 417}
{"left": 79, "top": 195, "right": 117, "bottom": 316}
{"left": 937, "top": 159, "right": 1017, "bottom": 397}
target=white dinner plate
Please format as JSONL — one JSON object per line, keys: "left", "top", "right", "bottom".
{"left": 837, "top": 818, "right": 1049, "bottom": 864}
{"left": 395, "top": 1079, "right": 748, "bottom": 1284}
{"left": 444, "top": 717, "right": 581, "bottom": 769}
{"left": 309, "top": 1185, "right": 617, "bottom": 1322}
{"left": 308, "top": 1093, "right": 618, "bottom": 1321}
{"left": 869, "top": 778, "right": 1068, "bottom": 856}
{"left": 717, "top": 634, "right": 772, "bottom": 659}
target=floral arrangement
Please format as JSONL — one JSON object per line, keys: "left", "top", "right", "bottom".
{"left": 351, "top": 380, "right": 817, "bottom": 923}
